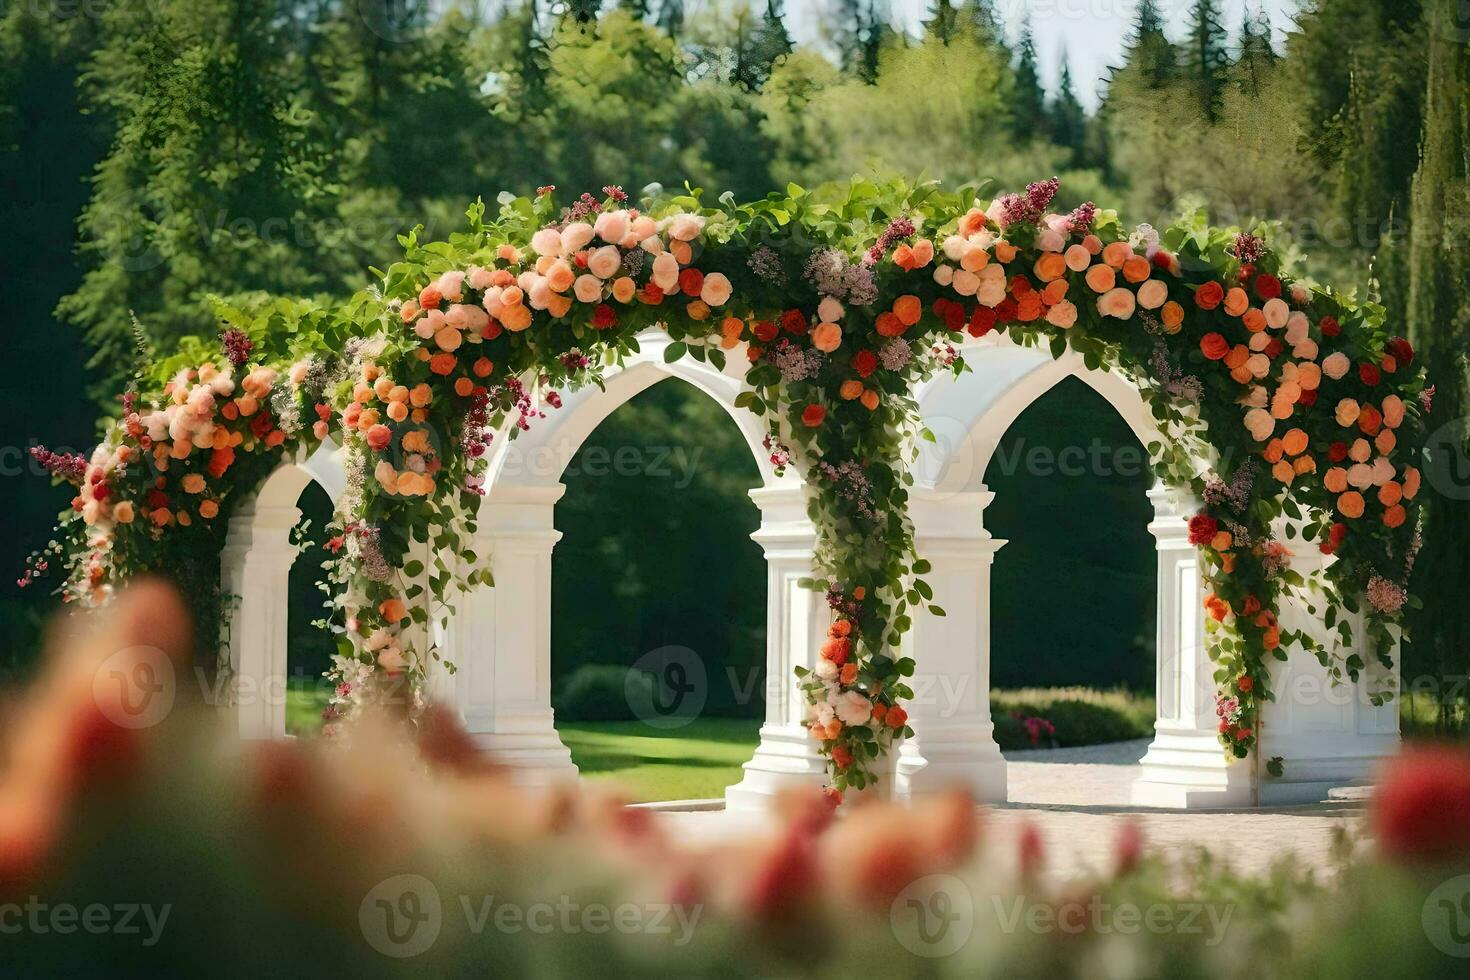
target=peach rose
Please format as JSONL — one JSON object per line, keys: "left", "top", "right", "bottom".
{"left": 182, "top": 473, "right": 206, "bottom": 494}
{"left": 1381, "top": 394, "right": 1406, "bottom": 428}
{"left": 112, "top": 501, "right": 135, "bottom": 524}
{"left": 612, "top": 276, "right": 636, "bottom": 304}
{"left": 811, "top": 322, "right": 843, "bottom": 352}
{"left": 1404, "top": 467, "right": 1421, "bottom": 499}
{"left": 1335, "top": 398, "right": 1361, "bottom": 427}
{"left": 817, "top": 296, "right": 844, "bottom": 322}
{"left": 530, "top": 227, "right": 562, "bottom": 257}
{"left": 588, "top": 245, "right": 622, "bottom": 280}
{"left": 1224, "top": 287, "right": 1250, "bottom": 317}
{"left": 1347, "top": 462, "right": 1374, "bottom": 489}
{"left": 198, "top": 499, "right": 219, "bottom": 519}
{"left": 1064, "top": 243, "right": 1091, "bottom": 272}
{"left": 1045, "top": 300, "right": 1078, "bottom": 329}
{"left": 1084, "top": 264, "right": 1116, "bottom": 293}
{"left": 574, "top": 274, "right": 603, "bottom": 304}
{"left": 593, "top": 209, "right": 629, "bottom": 244}
{"left": 933, "top": 264, "right": 955, "bottom": 286}
{"left": 1161, "top": 301, "right": 1184, "bottom": 333}
{"left": 1244, "top": 408, "right": 1275, "bottom": 442}
{"left": 840, "top": 379, "right": 863, "bottom": 400}
{"left": 1263, "top": 298, "right": 1290, "bottom": 329}
{"left": 562, "top": 222, "right": 596, "bottom": 254}
{"left": 1322, "top": 352, "right": 1350, "bottom": 380}
{"left": 700, "top": 272, "right": 733, "bottom": 307}
{"left": 667, "top": 213, "right": 704, "bottom": 242}
{"left": 651, "top": 252, "right": 680, "bottom": 291}
{"left": 1101, "top": 241, "right": 1133, "bottom": 268}
{"left": 1137, "top": 279, "right": 1168, "bottom": 310}
{"left": 1034, "top": 252, "right": 1066, "bottom": 282}
{"left": 951, "top": 269, "right": 979, "bottom": 296}
{"left": 1098, "top": 287, "right": 1136, "bottom": 319}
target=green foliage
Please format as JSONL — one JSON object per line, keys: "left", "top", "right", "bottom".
{"left": 555, "top": 665, "right": 651, "bottom": 722}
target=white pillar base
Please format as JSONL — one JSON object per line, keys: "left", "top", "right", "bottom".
{"left": 1131, "top": 727, "right": 1255, "bottom": 808}
{"left": 895, "top": 723, "right": 1008, "bottom": 803}
{"left": 724, "top": 723, "right": 828, "bottom": 811}
{"left": 470, "top": 703, "right": 578, "bottom": 787}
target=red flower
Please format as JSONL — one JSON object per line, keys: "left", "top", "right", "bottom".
{"left": 592, "top": 304, "right": 617, "bottom": 329}
{"left": 1253, "top": 273, "right": 1281, "bottom": 300}
{"left": 1373, "top": 746, "right": 1470, "bottom": 862}
{"left": 1359, "top": 363, "right": 1381, "bottom": 386}
{"left": 967, "top": 305, "right": 997, "bottom": 337}
{"left": 1237, "top": 675, "right": 1254, "bottom": 693}
{"left": 781, "top": 309, "right": 808, "bottom": 335}
{"left": 1237, "top": 263, "right": 1256, "bottom": 283}
{"left": 1319, "top": 521, "right": 1348, "bottom": 556}
{"left": 1320, "top": 315, "right": 1340, "bottom": 337}
{"left": 1386, "top": 336, "right": 1415, "bottom": 365}
{"left": 678, "top": 268, "right": 704, "bottom": 297}
{"left": 1187, "top": 513, "right": 1219, "bottom": 546}
{"left": 933, "top": 298, "right": 965, "bottom": 332}
{"left": 1264, "top": 337, "right": 1284, "bottom": 359}
{"left": 1195, "top": 280, "right": 1225, "bottom": 310}
{"left": 852, "top": 349, "right": 878, "bottom": 378}
{"left": 801, "top": 403, "right": 826, "bottom": 427}
{"left": 831, "top": 744, "right": 853, "bottom": 768}
{"left": 994, "top": 297, "right": 1018, "bottom": 323}
{"left": 752, "top": 320, "right": 779, "bottom": 342}
{"left": 1328, "top": 441, "right": 1349, "bottom": 462}
{"left": 1298, "top": 388, "right": 1318, "bottom": 407}
{"left": 314, "top": 402, "right": 332, "bottom": 421}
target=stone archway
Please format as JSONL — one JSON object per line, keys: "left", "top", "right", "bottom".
{"left": 904, "top": 334, "right": 1399, "bottom": 806}
{"left": 220, "top": 439, "right": 345, "bottom": 739}
{"left": 433, "top": 328, "right": 830, "bottom": 807}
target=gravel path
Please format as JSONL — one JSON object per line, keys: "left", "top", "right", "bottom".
{"left": 656, "top": 740, "right": 1365, "bottom": 882}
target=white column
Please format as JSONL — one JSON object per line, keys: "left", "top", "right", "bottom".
{"left": 1256, "top": 522, "right": 1400, "bottom": 803}
{"left": 448, "top": 483, "right": 577, "bottom": 785}
{"left": 1132, "top": 484, "right": 1255, "bottom": 807}
{"left": 895, "top": 487, "right": 1008, "bottom": 803}
{"left": 725, "top": 484, "right": 831, "bottom": 811}
{"left": 220, "top": 495, "right": 300, "bottom": 739}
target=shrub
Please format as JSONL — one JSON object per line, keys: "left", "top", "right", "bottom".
{"left": 1043, "top": 698, "right": 1146, "bottom": 747}
{"left": 990, "top": 687, "right": 1155, "bottom": 748}
{"left": 554, "top": 664, "right": 652, "bottom": 722}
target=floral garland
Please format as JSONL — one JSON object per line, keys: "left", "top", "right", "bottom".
{"left": 26, "top": 177, "right": 1428, "bottom": 794}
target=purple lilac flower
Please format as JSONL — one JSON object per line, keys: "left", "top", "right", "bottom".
{"left": 602, "top": 185, "right": 628, "bottom": 204}
{"left": 842, "top": 265, "right": 878, "bottom": 306}
{"left": 1203, "top": 460, "right": 1258, "bottom": 513}
{"left": 768, "top": 338, "right": 824, "bottom": 382}
{"left": 1068, "top": 201, "right": 1098, "bottom": 232}
{"left": 1366, "top": 574, "right": 1407, "bottom": 615}
{"left": 1229, "top": 232, "right": 1265, "bottom": 264}
{"left": 220, "top": 328, "right": 253, "bottom": 368}
{"left": 747, "top": 245, "right": 786, "bottom": 285}
{"left": 30, "top": 446, "right": 87, "bottom": 483}
{"left": 817, "top": 458, "right": 878, "bottom": 520}
{"left": 804, "top": 248, "right": 848, "bottom": 294}
{"left": 864, "top": 215, "right": 916, "bottom": 266}
{"left": 878, "top": 338, "right": 912, "bottom": 371}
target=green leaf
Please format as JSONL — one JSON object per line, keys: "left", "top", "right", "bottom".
{"left": 664, "top": 341, "right": 687, "bottom": 363}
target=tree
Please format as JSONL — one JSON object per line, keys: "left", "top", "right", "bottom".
{"left": 1011, "top": 19, "right": 1046, "bottom": 135}
{"left": 1233, "top": 5, "right": 1277, "bottom": 95}
{"left": 1405, "top": 0, "right": 1470, "bottom": 728}
{"left": 924, "top": 0, "right": 959, "bottom": 43}
{"left": 1049, "top": 53, "right": 1087, "bottom": 166}
{"left": 1181, "top": 0, "right": 1229, "bottom": 117}
{"left": 1111, "top": 0, "right": 1176, "bottom": 87}
{"left": 656, "top": 0, "right": 684, "bottom": 38}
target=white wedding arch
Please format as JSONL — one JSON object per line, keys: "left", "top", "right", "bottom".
{"left": 220, "top": 330, "right": 1398, "bottom": 809}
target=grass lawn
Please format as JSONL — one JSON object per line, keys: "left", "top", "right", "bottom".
{"left": 558, "top": 718, "right": 761, "bottom": 803}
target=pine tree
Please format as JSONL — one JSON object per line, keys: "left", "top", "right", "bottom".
{"left": 728, "top": 1, "right": 792, "bottom": 91}
{"left": 1233, "top": 5, "right": 1277, "bottom": 94}
{"left": 1112, "top": 0, "right": 1176, "bottom": 87}
{"left": 924, "top": 0, "right": 959, "bottom": 43}
{"left": 1182, "top": 0, "right": 1229, "bottom": 116}
{"left": 656, "top": 0, "right": 684, "bottom": 37}
{"left": 1406, "top": 0, "right": 1470, "bottom": 727}
{"left": 961, "top": 0, "right": 1002, "bottom": 45}
{"left": 619, "top": 0, "right": 653, "bottom": 19}
{"left": 833, "top": 0, "right": 889, "bottom": 83}
{"left": 1049, "top": 53, "right": 1088, "bottom": 166}
{"left": 1012, "top": 19, "right": 1046, "bottom": 132}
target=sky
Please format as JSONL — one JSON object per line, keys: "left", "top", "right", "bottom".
{"left": 779, "top": 0, "right": 1303, "bottom": 108}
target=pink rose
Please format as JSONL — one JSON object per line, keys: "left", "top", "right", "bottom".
{"left": 573, "top": 274, "right": 603, "bottom": 304}
{"left": 445, "top": 304, "right": 489, "bottom": 332}
{"left": 700, "top": 272, "right": 733, "bottom": 307}
{"left": 435, "top": 270, "right": 466, "bottom": 303}
{"left": 1098, "top": 287, "right": 1137, "bottom": 320}
{"left": 1046, "top": 300, "right": 1078, "bottom": 328}
{"left": 1322, "top": 352, "right": 1351, "bottom": 380}
{"left": 667, "top": 213, "right": 704, "bottom": 242}
{"left": 468, "top": 265, "right": 495, "bottom": 290}
{"left": 588, "top": 245, "right": 622, "bottom": 280}
{"left": 530, "top": 227, "right": 562, "bottom": 257}
{"left": 561, "top": 222, "right": 595, "bottom": 254}
{"left": 1136, "top": 279, "right": 1168, "bottom": 310}
{"left": 651, "top": 252, "right": 679, "bottom": 291}
{"left": 593, "top": 210, "right": 630, "bottom": 244}
{"left": 1263, "top": 297, "right": 1290, "bottom": 329}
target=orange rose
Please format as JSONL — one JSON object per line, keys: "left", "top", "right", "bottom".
{"left": 1034, "top": 252, "right": 1067, "bottom": 282}
{"left": 893, "top": 294, "right": 923, "bottom": 327}
{"left": 875, "top": 311, "right": 906, "bottom": 337}
{"left": 430, "top": 353, "right": 457, "bottom": 375}
{"left": 1337, "top": 491, "right": 1365, "bottom": 519}
{"left": 1383, "top": 504, "right": 1406, "bottom": 528}
{"left": 198, "top": 499, "right": 219, "bottom": 519}
{"left": 839, "top": 379, "right": 864, "bottom": 400}
{"left": 1161, "top": 301, "right": 1185, "bottom": 332}
{"left": 379, "top": 598, "right": 408, "bottom": 624}
{"left": 1084, "top": 264, "right": 1116, "bottom": 293}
